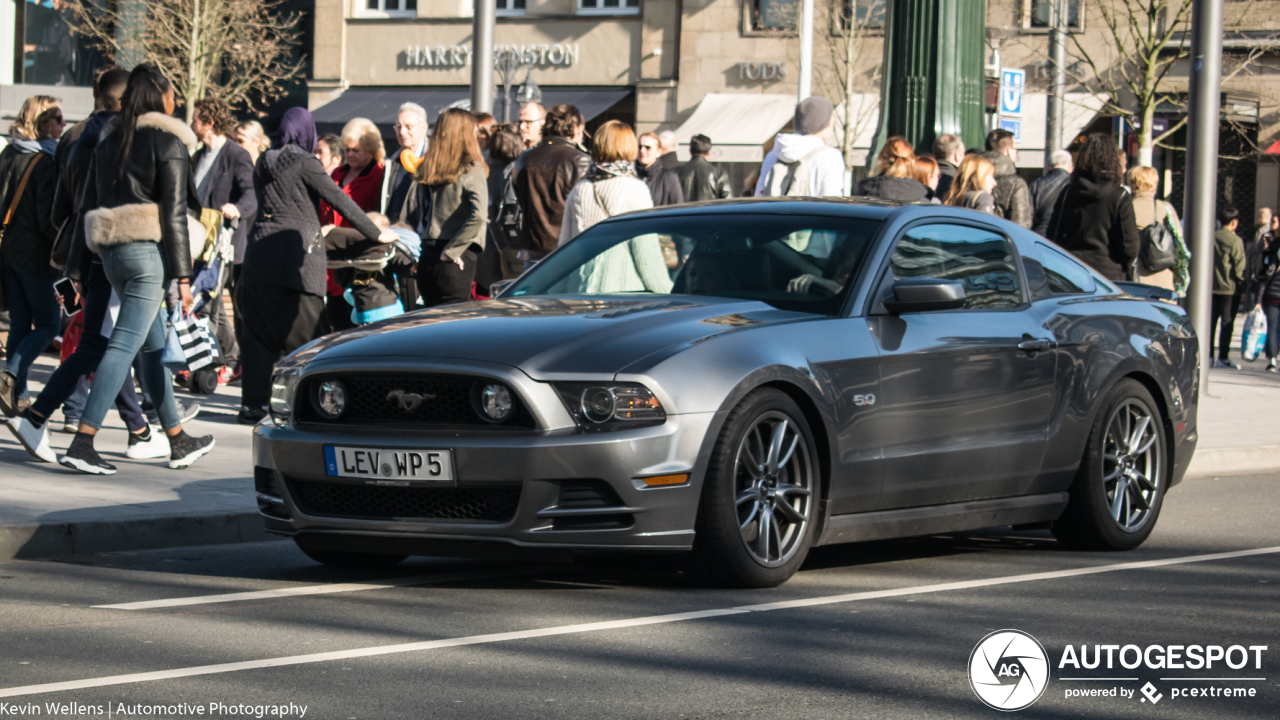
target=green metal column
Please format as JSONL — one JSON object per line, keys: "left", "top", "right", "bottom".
{"left": 871, "top": 0, "right": 987, "bottom": 160}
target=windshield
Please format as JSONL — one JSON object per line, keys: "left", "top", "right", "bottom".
{"left": 508, "top": 213, "right": 883, "bottom": 314}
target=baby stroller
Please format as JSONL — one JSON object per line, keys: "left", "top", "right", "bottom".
{"left": 184, "top": 218, "right": 235, "bottom": 395}
{"left": 325, "top": 226, "right": 420, "bottom": 323}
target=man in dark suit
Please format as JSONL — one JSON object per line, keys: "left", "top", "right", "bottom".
{"left": 191, "top": 97, "right": 257, "bottom": 382}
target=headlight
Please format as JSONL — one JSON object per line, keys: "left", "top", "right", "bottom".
{"left": 554, "top": 383, "right": 665, "bottom": 432}
{"left": 473, "top": 382, "right": 515, "bottom": 423}
{"left": 269, "top": 367, "right": 303, "bottom": 427}
{"left": 313, "top": 379, "right": 347, "bottom": 420}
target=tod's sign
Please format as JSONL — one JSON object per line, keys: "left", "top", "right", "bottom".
{"left": 406, "top": 43, "right": 582, "bottom": 69}
{"left": 737, "top": 62, "right": 787, "bottom": 81}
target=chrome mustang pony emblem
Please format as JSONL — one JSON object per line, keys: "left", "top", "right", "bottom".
{"left": 387, "top": 389, "right": 437, "bottom": 414}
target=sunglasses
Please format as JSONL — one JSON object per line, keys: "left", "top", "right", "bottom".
{"left": 639, "top": 144, "right": 659, "bottom": 151}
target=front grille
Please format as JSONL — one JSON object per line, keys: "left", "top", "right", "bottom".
{"left": 295, "top": 373, "right": 534, "bottom": 429}
{"left": 288, "top": 478, "right": 521, "bottom": 523}
{"left": 557, "top": 479, "right": 624, "bottom": 509}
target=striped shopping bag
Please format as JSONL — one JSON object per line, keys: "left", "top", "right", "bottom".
{"left": 162, "top": 308, "right": 218, "bottom": 372}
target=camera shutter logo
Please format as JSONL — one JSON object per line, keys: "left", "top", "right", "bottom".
{"left": 969, "top": 630, "right": 1050, "bottom": 711}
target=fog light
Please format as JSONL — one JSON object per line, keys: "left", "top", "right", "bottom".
{"left": 477, "top": 383, "right": 514, "bottom": 423}
{"left": 314, "top": 379, "right": 347, "bottom": 419}
{"left": 581, "top": 387, "right": 616, "bottom": 423}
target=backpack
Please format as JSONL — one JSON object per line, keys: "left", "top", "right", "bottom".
{"left": 761, "top": 146, "right": 827, "bottom": 197}
{"left": 1139, "top": 198, "right": 1177, "bottom": 275}
{"left": 490, "top": 162, "right": 521, "bottom": 250}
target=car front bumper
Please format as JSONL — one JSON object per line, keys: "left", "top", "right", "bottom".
{"left": 251, "top": 410, "right": 719, "bottom": 556}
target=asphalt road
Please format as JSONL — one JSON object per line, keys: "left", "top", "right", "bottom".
{"left": 0, "top": 471, "right": 1276, "bottom": 720}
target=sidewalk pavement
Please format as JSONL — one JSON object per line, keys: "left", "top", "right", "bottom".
{"left": 1, "top": 339, "right": 1278, "bottom": 561}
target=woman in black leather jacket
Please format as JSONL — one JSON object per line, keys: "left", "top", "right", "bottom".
{"left": 55, "top": 65, "right": 214, "bottom": 475}
{"left": 235, "top": 107, "right": 391, "bottom": 424}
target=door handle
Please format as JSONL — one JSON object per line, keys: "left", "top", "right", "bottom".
{"left": 1018, "top": 339, "right": 1056, "bottom": 353}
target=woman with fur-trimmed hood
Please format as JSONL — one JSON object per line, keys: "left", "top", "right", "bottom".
{"left": 54, "top": 65, "right": 215, "bottom": 475}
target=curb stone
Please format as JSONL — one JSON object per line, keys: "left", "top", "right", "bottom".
{"left": 0, "top": 511, "right": 272, "bottom": 560}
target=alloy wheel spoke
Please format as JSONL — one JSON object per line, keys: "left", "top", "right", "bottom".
{"left": 774, "top": 499, "right": 807, "bottom": 525}
{"left": 1103, "top": 466, "right": 1123, "bottom": 482}
{"left": 1129, "top": 482, "right": 1151, "bottom": 511}
{"left": 1110, "top": 478, "right": 1128, "bottom": 521}
{"left": 756, "top": 506, "right": 774, "bottom": 559}
{"left": 1127, "top": 416, "right": 1152, "bottom": 455}
{"left": 777, "top": 434, "right": 800, "bottom": 471}
{"left": 1131, "top": 470, "right": 1156, "bottom": 492}
{"left": 770, "top": 514, "right": 784, "bottom": 556}
{"left": 766, "top": 420, "right": 789, "bottom": 475}
{"left": 739, "top": 501, "right": 761, "bottom": 533}
{"left": 736, "top": 488, "right": 760, "bottom": 508}
{"left": 1134, "top": 433, "right": 1158, "bottom": 456}
{"left": 775, "top": 482, "right": 811, "bottom": 499}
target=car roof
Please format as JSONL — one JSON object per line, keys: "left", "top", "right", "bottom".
{"left": 603, "top": 197, "right": 907, "bottom": 223}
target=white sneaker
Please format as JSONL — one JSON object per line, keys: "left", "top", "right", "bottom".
{"left": 6, "top": 415, "right": 55, "bottom": 463}
{"left": 126, "top": 429, "right": 170, "bottom": 460}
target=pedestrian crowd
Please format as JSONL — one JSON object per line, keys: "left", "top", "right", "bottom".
{"left": 0, "top": 79, "right": 1261, "bottom": 476}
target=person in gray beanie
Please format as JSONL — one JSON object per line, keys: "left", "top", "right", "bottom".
{"left": 754, "top": 96, "right": 846, "bottom": 197}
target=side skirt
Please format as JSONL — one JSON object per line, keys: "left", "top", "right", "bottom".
{"left": 817, "top": 493, "right": 1069, "bottom": 546}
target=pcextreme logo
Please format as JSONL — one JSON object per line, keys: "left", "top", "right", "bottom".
{"left": 968, "top": 630, "right": 1269, "bottom": 711}
{"left": 969, "top": 630, "right": 1051, "bottom": 711}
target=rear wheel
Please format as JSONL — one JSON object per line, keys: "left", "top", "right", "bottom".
{"left": 1053, "top": 379, "right": 1166, "bottom": 551}
{"left": 293, "top": 536, "right": 408, "bottom": 568}
{"left": 691, "top": 388, "right": 819, "bottom": 587}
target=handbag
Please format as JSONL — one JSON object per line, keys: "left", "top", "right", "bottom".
{"left": 162, "top": 308, "right": 218, "bottom": 372}
{"left": 1241, "top": 305, "right": 1268, "bottom": 362}
{"left": 1139, "top": 198, "right": 1177, "bottom": 275}
{"left": 0, "top": 154, "right": 46, "bottom": 312}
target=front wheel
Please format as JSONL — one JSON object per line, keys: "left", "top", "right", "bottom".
{"left": 690, "top": 388, "right": 820, "bottom": 587}
{"left": 1053, "top": 378, "right": 1167, "bottom": 551}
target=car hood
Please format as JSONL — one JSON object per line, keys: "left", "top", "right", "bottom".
{"left": 292, "top": 296, "right": 815, "bottom": 378}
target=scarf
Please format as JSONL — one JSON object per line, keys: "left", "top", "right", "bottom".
{"left": 11, "top": 137, "right": 57, "bottom": 156}
{"left": 276, "top": 107, "right": 317, "bottom": 154}
{"left": 400, "top": 147, "right": 423, "bottom": 175}
{"left": 585, "top": 160, "right": 636, "bottom": 183}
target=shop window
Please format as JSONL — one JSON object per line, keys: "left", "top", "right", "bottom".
{"left": 359, "top": 0, "right": 417, "bottom": 17}
{"left": 497, "top": 0, "right": 526, "bottom": 15}
{"left": 1026, "top": 0, "right": 1083, "bottom": 31}
{"left": 750, "top": 0, "right": 884, "bottom": 33}
{"left": 578, "top": 0, "right": 640, "bottom": 16}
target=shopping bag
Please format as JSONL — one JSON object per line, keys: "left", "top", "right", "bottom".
{"left": 162, "top": 308, "right": 217, "bottom": 372}
{"left": 1241, "top": 306, "right": 1268, "bottom": 362}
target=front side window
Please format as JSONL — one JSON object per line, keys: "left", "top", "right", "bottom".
{"left": 362, "top": 0, "right": 417, "bottom": 15}
{"left": 579, "top": 0, "right": 640, "bottom": 15}
{"left": 510, "top": 214, "right": 883, "bottom": 315}
{"left": 888, "top": 224, "right": 1022, "bottom": 310}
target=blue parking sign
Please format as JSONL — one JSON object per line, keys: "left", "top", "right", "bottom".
{"left": 1000, "top": 119, "right": 1022, "bottom": 141}
{"left": 1000, "top": 68, "right": 1025, "bottom": 117}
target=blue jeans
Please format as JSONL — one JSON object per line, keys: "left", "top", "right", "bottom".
{"left": 32, "top": 261, "right": 147, "bottom": 432}
{"left": 81, "top": 243, "right": 180, "bottom": 431}
{"left": 2, "top": 263, "right": 61, "bottom": 398}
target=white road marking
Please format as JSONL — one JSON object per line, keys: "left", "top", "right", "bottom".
{"left": 92, "top": 567, "right": 533, "bottom": 610}
{"left": 3, "top": 545, "right": 1277, "bottom": 699}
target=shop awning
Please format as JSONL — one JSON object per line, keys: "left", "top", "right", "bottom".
{"left": 673, "top": 93, "right": 798, "bottom": 163}
{"left": 312, "top": 86, "right": 633, "bottom": 137}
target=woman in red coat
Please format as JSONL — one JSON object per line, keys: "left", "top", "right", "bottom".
{"left": 319, "top": 117, "right": 386, "bottom": 330}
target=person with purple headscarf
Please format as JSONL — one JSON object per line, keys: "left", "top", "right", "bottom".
{"left": 234, "top": 107, "right": 396, "bottom": 424}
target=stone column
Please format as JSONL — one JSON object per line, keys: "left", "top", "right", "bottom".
{"left": 871, "top": 0, "right": 986, "bottom": 160}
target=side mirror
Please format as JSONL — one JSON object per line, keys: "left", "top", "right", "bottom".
{"left": 883, "top": 278, "right": 966, "bottom": 314}
{"left": 490, "top": 279, "right": 516, "bottom": 298}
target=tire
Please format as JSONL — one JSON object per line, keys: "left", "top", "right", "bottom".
{"left": 1053, "top": 378, "right": 1167, "bottom": 551}
{"left": 191, "top": 369, "right": 218, "bottom": 395}
{"left": 690, "top": 388, "right": 820, "bottom": 588}
{"left": 293, "top": 537, "right": 408, "bottom": 568}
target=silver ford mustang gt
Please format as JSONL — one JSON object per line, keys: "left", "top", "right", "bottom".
{"left": 252, "top": 199, "right": 1199, "bottom": 587}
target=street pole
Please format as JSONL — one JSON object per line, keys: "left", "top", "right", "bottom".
{"left": 1184, "top": 0, "right": 1224, "bottom": 397}
{"left": 1045, "top": 0, "right": 1066, "bottom": 168}
{"left": 797, "top": 0, "right": 814, "bottom": 102}
{"left": 470, "top": 0, "right": 495, "bottom": 114}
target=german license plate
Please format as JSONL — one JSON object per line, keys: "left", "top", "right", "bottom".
{"left": 324, "top": 446, "right": 453, "bottom": 482}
